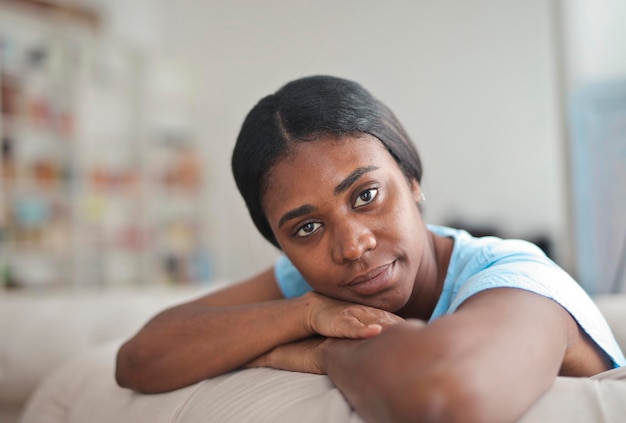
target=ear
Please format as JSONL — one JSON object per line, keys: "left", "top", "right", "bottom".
{"left": 409, "top": 178, "right": 422, "bottom": 203}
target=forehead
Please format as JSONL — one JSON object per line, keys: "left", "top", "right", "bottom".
{"left": 262, "top": 134, "right": 398, "bottom": 210}
{"left": 281, "top": 133, "right": 389, "bottom": 168}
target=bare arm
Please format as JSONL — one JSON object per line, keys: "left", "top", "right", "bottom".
{"left": 318, "top": 289, "right": 585, "bottom": 423}
{"left": 115, "top": 268, "right": 401, "bottom": 393}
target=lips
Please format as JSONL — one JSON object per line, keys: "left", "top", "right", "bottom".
{"left": 346, "top": 262, "right": 395, "bottom": 296}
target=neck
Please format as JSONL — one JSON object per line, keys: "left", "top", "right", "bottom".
{"left": 398, "top": 230, "right": 453, "bottom": 320}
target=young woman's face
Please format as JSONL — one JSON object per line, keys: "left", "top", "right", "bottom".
{"left": 262, "top": 134, "right": 430, "bottom": 312}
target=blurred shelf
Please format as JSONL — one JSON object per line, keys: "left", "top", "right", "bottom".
{"left": 0, "top": 7, "right": 212, "bottom": 292}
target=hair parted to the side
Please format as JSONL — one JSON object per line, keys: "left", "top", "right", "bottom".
{"left": 231, "top": 75, "right": 423, "bottom": 249}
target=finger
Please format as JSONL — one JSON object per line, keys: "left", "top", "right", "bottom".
{"left": 334, "top": 316, "right": 384, "bottom": 339}
{"left": 359, "top": 323, "right": 383, "bottom": 338}
{"left": 405, "top": 318, "right": 427, "bottom": 328}
{"left": 354, "top": 310, "right": 403, "bottom": 328}
{"left": 381, "top": 314, "right": 405, "bottom": 327}
{"left": 244, "top": 353, "right": 269, "bottom": 369}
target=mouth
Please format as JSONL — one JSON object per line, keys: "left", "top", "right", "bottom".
{"left": 345, "top": 261, "right": 395, "bottom": 296}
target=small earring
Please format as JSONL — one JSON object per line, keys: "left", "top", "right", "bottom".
{"left": 420, "top": 192, "right": 426, "bottom": 202}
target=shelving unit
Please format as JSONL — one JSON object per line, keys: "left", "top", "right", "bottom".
{"left": 0, "top": 2, "right": 212, "bottom": 291}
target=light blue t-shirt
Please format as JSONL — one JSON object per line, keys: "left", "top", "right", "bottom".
{"left": 274, "top": 225, "right": 626, "bottom": 368}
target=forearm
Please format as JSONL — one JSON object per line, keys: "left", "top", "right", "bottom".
{"left": 323, "top": 321, "right": 503, "bottom": 423}
{"left": 322, "top": 320, "right": 446, "bottom": 423}
{"left": 116, "top": 295, "right": 313, "bottom": 393}
{"left": 321, "top": 293, "right": 568, "bottom": 423}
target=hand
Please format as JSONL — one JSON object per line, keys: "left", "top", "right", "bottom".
{"left": 303, "top": 292, "right": 404, "bottom": 339}
{"left": 245, "top": 337, "right": 328, "bottom": 374}
{"left": 245, "top": 320, "right": 427, "bottom": 375}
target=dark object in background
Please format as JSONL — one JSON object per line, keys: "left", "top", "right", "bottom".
{"left": 446, "top": 220, "right": 553, "bottom": 261}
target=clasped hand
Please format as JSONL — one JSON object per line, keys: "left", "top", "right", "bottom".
{"left": 246, "top": 292, "right": 405, "bottom": 374}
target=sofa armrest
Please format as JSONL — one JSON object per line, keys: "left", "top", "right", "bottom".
{"left": 6, "top": 289, "right": 626, "bottom": 421}
{"left": 593, "top": 294, "right": 626, "bottom": 351}
{"left": 20, "top": 342, "right": 626, "bottom": 423}
{"left": 21, "top": 341, "right": 361, "bottom": 423}
{"left": 0, "top": 286, "right": 212, "bottom": 408}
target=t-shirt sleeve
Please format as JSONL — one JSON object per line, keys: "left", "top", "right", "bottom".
{"left": 274, "top": 255, "right": 313, "bottom": 298}
{"left": 447, "top": 241, "right": 626, "bottom": 368}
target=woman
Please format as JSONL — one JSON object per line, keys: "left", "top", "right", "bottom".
{"left": 116, "top": 75, "right": 625, "bottom": 423}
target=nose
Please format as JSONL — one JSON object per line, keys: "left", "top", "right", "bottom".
{"left": 331, "top": 219, "right": 377, "bottom": 264}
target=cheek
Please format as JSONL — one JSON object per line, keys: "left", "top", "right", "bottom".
{"left": 376, "top": 197, "right": 425, "bottom": 262}
{"left": 379, "top": 194, "right": 421, "bottom": 239}
{"left": 285, "top": 250, "right": 333, "bottom": 289}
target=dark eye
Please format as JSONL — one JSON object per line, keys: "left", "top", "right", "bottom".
{"left": 296, "top": 222, "right": 322, "bottom": 237}
{"left": 353, "top": 188, "right": 378, "bottom": 208}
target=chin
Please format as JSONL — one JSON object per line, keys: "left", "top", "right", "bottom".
{"left": 368, "top": 291, "right": 410, "bottom": 313}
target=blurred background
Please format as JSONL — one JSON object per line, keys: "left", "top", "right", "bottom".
{"left": 0, "top": 0, "right": 624, "bottom": 295}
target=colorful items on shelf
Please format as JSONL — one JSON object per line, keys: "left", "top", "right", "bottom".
{"left": 0, "top": 12, "right": 212, "bottom": 290}
{"left": 161, "top": 148, "right": 201, "bottom": 192}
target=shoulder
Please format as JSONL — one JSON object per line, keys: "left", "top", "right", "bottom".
{"left": 429, "top": 225, "right": 626, "bottom": 368}
{"left": 274, "top": 255, "right": 313, "bottom": 298}
{"left": 429, "top": 225, "right": 555, "bottom": 319}
{"left": 429, "top": 224, "right": 547, "bottom": 271}
{"left": 435, "top": 225, "right": 586, "bottom": 313}
{"left": 432, "top": 225, "right": 578, "bottom": 327}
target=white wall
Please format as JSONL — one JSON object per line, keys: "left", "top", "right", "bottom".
{"left": 146, "top": 0, "right": 567, "bottom": 281}
{"left": 91, "top": 0, "right": 568, "bottom": 282}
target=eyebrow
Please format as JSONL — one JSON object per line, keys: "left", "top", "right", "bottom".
{"left": 277, "top": 166, "right": 379, "bottom": 229}
{"left": 333, "top": 166, "right": 379, "bottom": 195}
{"left": 278, "top": 204, "right": 317, "bottom": 228}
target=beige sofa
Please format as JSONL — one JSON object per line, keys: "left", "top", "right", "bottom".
{"left": 2, "top": 287, "right": 626, "bottom": 423}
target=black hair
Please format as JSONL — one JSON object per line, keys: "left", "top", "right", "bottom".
{"left": 231, "top": 75, "right": 422, "bottom": 249}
